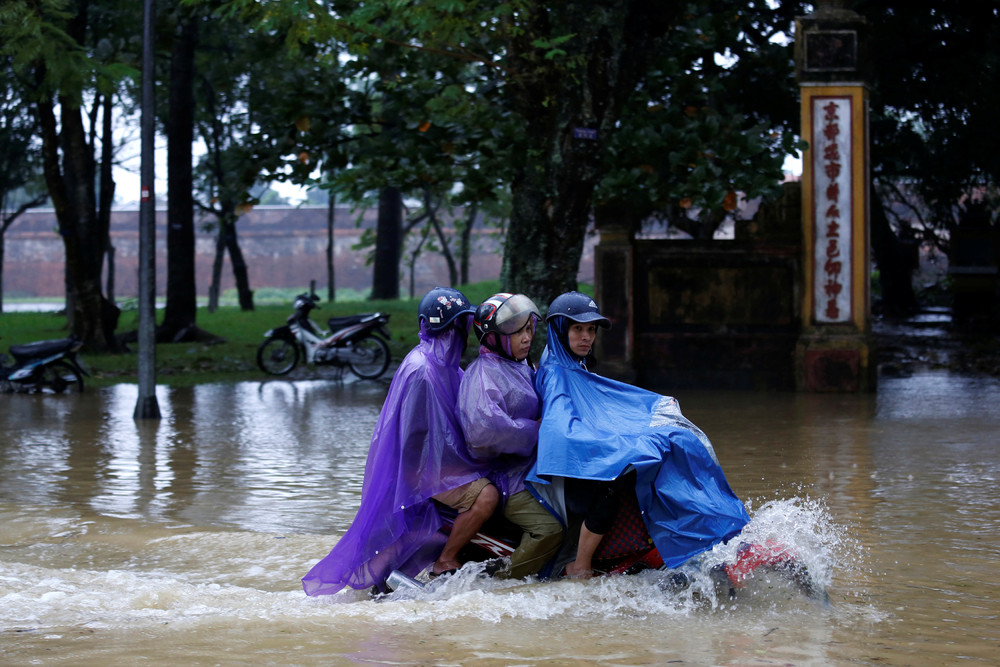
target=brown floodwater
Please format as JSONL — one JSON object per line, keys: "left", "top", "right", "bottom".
{"left": 1, "top": 371, "right": 998, "bottom": 666}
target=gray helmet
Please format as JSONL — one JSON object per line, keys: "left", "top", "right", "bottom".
{"left": 418, "top": 286, "right": 475, "bottom": 333}
{"left": 474, "top": 293, "right": 541, "bottom": 342}
{"left": 545, "top": 291, "right": 611, "bottom": 328}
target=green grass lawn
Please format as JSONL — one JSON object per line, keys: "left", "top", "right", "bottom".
{"left": 1, "top": 280, "right": 523, "bottom": 387}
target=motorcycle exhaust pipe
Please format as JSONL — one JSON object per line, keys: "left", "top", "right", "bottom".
{"left": 385, "top": 570, "right": 424, "bottom": 593}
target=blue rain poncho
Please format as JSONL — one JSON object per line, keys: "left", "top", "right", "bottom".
{"left": 302, "top": 323, "right": 492, "bottom": 595}
{"left": 527, "top": 321, "right": 750, "bottom": 568}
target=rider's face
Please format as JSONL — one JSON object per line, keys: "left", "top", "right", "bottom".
{"left": 567, "top": 322, "right": 597, "bottom": 358}
{"left": 509, "top": 318, "right": 535, "bottom": 361}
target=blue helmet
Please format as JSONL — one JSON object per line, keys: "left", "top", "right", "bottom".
{"left": 545, "top": 291, "right": 611, "bottom": 328}
{"left": 418, "top": 286, "right": 475, "bottom": 333}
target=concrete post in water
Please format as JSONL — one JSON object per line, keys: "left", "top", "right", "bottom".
{"left": 134, "top": 0, "right": 161, "bottom": 419}
{"left": 794, "top": 0, "right": 876, "bottom": 392}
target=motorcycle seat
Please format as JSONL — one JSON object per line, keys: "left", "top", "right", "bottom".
{"left": 327, "top": 313, "right": 380, "bottom": 329}
{"left": 9, "top": 337, "right": 77, "bottom": 362}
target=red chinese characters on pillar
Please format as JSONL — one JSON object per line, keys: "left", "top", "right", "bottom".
{"left": 812, "top": 97, "right": 852, "bottom": 324}
{"left": 822, "top": 102, "right": 843, "bottom": 320}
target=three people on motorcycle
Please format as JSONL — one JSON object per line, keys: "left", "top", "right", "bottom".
{"left": 303, "top": 286, "right": 750, "bottom": 594}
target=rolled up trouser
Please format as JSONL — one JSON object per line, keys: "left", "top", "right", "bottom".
{"left": 500, "top": 489, "right": 564, "bottom": 579}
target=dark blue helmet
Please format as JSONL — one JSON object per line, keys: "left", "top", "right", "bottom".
{"left": 545, "top": 291, "right": 611, "bottom": 328}
{"left": 418, "top": 286, "right": 475, "bottom": 333}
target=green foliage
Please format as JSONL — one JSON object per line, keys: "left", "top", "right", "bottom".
{"left": 186, "top": 0, "right": 811, "bottom": 302}
{"left": 0, "top": 60, "right": 47, "bottom": 215}
{"left": 595, "top": 1, "right": 806, "bottom": 236}
{"left": 0, "top": 0, "right": 88, "bottom": 100}
{"left": 859, "top": 1, "right": 1000, "bottom": 236}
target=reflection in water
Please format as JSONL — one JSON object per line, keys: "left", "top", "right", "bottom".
{"left": 2, "top": 371, "right": 999, "bottom": 665}
{"left": 1, "top": 381, "right": 383, "bottom": 534}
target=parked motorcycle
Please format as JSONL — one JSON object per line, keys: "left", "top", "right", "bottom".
{"left": 0, "top": 335, "right": 89, "bottom": 393}
{"left": 257, "top": 292, "right": 392, "bottom": 380}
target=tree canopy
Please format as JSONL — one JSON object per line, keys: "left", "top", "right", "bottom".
{"left": 4, "top": 0, "right": 999, "bottom": 330}
{"left": 205, "top": 0, "right": 809, "bottom": 310}
{"left": 856, "top": 0, "right": 1000, "bottom": 315}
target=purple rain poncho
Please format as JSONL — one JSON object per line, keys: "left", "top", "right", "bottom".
{"left": 302, "top": 323, "right": 492, "bottom": 595}
{"left": 458, "top": 347, "right": 541, "bottom": 498}
{"left": 527, "top": 321, "right": 750, "bottom": 569}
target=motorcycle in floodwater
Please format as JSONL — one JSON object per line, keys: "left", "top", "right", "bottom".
{"left": 256, "top": 292, "right": 392, "bottom": 380}
{"left": 0, "top": 335, "right": 89, "bottom": 393}
{"left": 385, "top": 492, "right": 829, "bottom": 604}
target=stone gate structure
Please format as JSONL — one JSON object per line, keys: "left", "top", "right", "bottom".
{"left": 594, "top": 1, "right": 875, "bottom": 393}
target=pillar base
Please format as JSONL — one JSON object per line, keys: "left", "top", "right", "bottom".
{"left": 796, "top": 331, "right": 876, "bottom": 392}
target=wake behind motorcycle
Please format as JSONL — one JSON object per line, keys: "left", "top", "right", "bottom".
{"left": 386, "top": 492, "right": 829, "bottom": 604}
{"left": 0, "top": 335, "right": 89, "bottom": 394}
{"left": 257, "top": 292, "right": 392, "bottom": 380}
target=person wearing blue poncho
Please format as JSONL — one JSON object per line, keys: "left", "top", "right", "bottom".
{"left": 527, "top": 292, "right": 750, "bottom": 578}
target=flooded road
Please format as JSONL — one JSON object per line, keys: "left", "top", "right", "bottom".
{"left": 2, "top": 372, "right": 998, "bottom": 665}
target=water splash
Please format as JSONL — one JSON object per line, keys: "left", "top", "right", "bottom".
{"left": 356, "top": 494, "right": 854, "bottom": 620}
{"left": 1, "top": 496, "right": 857, "bottom": 637}
{"left": 706, "top": 495, "right": 854, "bottom": 594}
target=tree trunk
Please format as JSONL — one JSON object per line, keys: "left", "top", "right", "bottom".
{"left": 105, "top": 245, "right": 115, "bottom": 305}
{"left": 501, "top": 2, "right": 674, "bottom": 309}
{"left": 371, "top": 186, "right": 402, "bottom": 299}
{"left": 161, "top": 14, "right": 200, "bottom": 338}
{"left": 459, "top": 204, "right": 477, "bottom": 286}
{"left": 502, "top": 149, "right": 596, "bottom": 307}
{"left": 36, "top": 92, "right": 119, "bottom": 351}
{"left": 224, "top": 221, "right": 254, "bottom": 311}
{"left": 99, "top": 92, "right": 116, "bottom": 305}
{"left": 430, "top": 213, "right": 458, "bottom": 287}
{"left": 208, "top": 229, "right": 225, "bottom": 313}
{"left": 0, "top": 231, "right": 5, "bottom": 313}
{"left": 326, "top": 190, "right": 336, "bottom": 302}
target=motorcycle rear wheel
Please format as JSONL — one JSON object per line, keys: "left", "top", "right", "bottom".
{"left": 28, "top": 360, "right": 84, "bottom": 394}
{"left": 349, "top": 337, "right": 391, "bottom": 379}
{"left": 257, "top": 338, "right": 300, "bottom": 375}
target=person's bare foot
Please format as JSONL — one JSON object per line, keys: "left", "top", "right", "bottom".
{"left": 432, "top": 559, "right": 461, "bottom": 576}
{"left": 564, "top": 562, "right": 593, "bottom": 579}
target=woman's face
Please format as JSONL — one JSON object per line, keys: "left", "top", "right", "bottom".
{"left": 567, "top": 322, "right": 598, "bottom": 358}
{"left": 509, "top": 318, "right": 535, "bottom": 361}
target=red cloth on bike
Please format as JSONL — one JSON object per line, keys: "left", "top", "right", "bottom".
{"left": 594, "top": 489, "right": 653, "bottom": 561}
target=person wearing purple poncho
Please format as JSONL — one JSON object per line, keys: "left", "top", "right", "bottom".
{"left": 302, "top": 287, "right": 497, "bottom": 595}
{"left": 457, "top": 293, "right": 564, "bottom": 579}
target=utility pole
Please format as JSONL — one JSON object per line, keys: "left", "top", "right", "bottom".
{"left": 134, "top": 0, "right": 161, "bottom": 419}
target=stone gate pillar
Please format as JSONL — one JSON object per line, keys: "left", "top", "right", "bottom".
{"left": 794, "top": 1, "right": 876, "bottom": 392}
